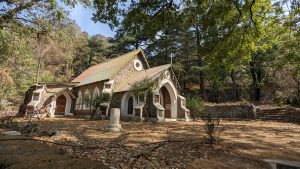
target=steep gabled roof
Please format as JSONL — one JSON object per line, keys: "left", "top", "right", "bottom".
{"left": 72, "top": 49, "right": 150, "bottom": 86}
{"left": 114, "top": 64, "right": 171, "bottom": 93}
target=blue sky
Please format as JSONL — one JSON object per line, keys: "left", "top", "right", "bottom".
{"left": 64, "top": 4, "right": 116, "bottom": 38}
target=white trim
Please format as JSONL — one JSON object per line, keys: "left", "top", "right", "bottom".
{"left": 102, "top": 80, "right": 114, "bottom": 94}
{"left": 133, "top": 59, "right": 143, "bottom": 71}
{"left": 63, "top": 91, "right": 72, "bottom": 115}
{"left": 121, "top": 92, "right": 137, "bottom": 116}
{"left": 158, "top": 78, "right": 178, "bottom": 119}
{"left": 50, "top": 91, "right": 73, "bottom": 117}
{"left": 30, "top": 85, "right": 46, "bottom": 109}
{"left": 49, "top": 97, "right": 56, "bottom": 117}
{"left": 178, "top": 95, "right": 191, "bottom": 121}
{"left": 76, "top": 90, "right": 82, "bottom": 110}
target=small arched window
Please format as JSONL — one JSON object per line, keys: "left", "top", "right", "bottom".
{"left": 76, "top": 91, "right": 82, "bottom": 110}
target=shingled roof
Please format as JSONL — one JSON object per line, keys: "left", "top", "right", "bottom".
{"left": 114, "top": 64, "right": 171, "bottom": 92}
{"left": 72, "top": 49, "right": 150, "bottom": 86}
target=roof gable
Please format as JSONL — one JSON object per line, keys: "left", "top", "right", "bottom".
{"left": 72, "top": 49, "right": 150, "bottom": 86}
{"left": 114, "top": 64, "right": 171, "bottom": 92}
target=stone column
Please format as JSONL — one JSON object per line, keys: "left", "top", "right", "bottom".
{"left": 106, "top": 108, "right": 122, "bottom": 131}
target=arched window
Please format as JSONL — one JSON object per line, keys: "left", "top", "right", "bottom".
{"left": 83, "top": 89, "right": 91, "bottom": 110}
{"left": 76, "top": 91, "right": 82, "bottom": 110}
{"left": 91, "top": 87, "right": 100, "bottom": 109}
{"left": 93, "top": 87, "right": 100, "bottom": 98}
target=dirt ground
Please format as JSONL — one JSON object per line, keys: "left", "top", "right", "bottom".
{"left": 1, "top": 117, "right": 300, "bottom": 169}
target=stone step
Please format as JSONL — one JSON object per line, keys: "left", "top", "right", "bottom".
{"left": 257, "top": 113, "right": 287, "bottom": 116}
{"left": 258, "top": 115, "right": 288, "bottom": 118}
{"left": 257, "top": 113, "right": 288, "bottom": 116}
{"left": 257, "top": 110, "right": 288, "bottom": 113}
{"left": 258, "top": 116, "right": 287, "bottom": 118}
{"left": 257, "top": 109, "right": 287, "bottom": 111}
{"left": 258, "top": 118, "right": 288, "bottom": 121}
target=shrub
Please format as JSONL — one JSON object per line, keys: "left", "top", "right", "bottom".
{"left": 291, "top": 97, "right": 300, "bottom": 107}
{"left": 90, "top": 93, "right": 112, "bottom": 119}
{"left": 201, "top": 113, "right": 220, "bottom": 146}
{"left": 0, "top": 116, "right": 18, "bottom": 129}
{"left": 274, "top": 91, "right": 285, "bottom": 107}
{"left": 186, "top": 95, "right": 204, "bottom": 120}
{"left": 186, "top": 95, "right": 220, "bottom": 146}
{"left": 92, "top": 92, "right": 112, "bottom": 106}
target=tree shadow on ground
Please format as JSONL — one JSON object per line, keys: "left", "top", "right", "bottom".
{"left": 6, "top": 117, "right": 300, "bottom": 169}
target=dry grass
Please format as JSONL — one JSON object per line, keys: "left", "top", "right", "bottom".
{"left": 1, "top": 117, "right": 300, "bottom": 169}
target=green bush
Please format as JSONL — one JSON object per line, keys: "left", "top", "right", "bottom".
{"left": 186, "top": 95, "right": 204, "bottom": 119}
{"left": 90, "top": 92, "right": 112, "bottom": 120}
{"left": 93, "top": 93, "right": 111, "bottom": 104}
{"left": 274, "top": 91, "right": 285, "bottom": 107}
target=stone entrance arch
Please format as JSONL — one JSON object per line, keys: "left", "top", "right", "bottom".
{"left": 158, "top": 79, "right": 178, "bottom": 119}
{"left": 54, "top": 91, "right": 72, "bottom": 116}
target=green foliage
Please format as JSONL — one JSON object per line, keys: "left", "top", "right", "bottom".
{"left": 186, "top": 95, "right": 204, "bottom": 119}
{"left": 274, "top": 91, "right": 285, "bottom": 107}
{"left": 93, "top": 93, "right": 112, "bottom": 106}
{"left": 0, "top": 2, "right": 95, "bottom": 111}
{"left": 92, "top": 0, "right": 299, "bottom": 103}
{"left": 82, "top": 92, "right": 111, "bottom": 110}
{"left": 0, "top": 0, "right": 299, "bottom": 113}
{"left": 90, "top": 92, "right": 112, "bottom": 119}
{"left": 131, "top": 78, "right": 159, "bottom": 98}
{"left": 72, "top": 34, "right": 113, "bottom": 77}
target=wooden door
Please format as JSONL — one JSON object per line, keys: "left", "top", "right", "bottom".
{"left": 55, "top": 95, "right": 66, "bottom": 115}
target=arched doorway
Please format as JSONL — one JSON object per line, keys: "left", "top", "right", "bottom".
{"left": 55, "top": 94, "right": 66, "bottom": 115}
{"left": 160, "top": 86, "right": 171, "bottom": 118}
{"left": 157, "top": 79, "right": 178, "bottom": 120}
{"left": 128, "top": 97, "right": 133, "bottom": 115}
{"left": 121, "top": 92, "right": 137, "bottom": 116}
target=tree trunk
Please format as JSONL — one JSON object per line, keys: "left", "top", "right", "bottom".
{"left": 250, "top": 60, "right": 261, "bottom": 102}
{"left": 256, "top": 63, "right": 262, "bottom": 101}
{"left": 88, "top": 54, "right": 93, "bottom": 68}
{"left": 196, "top": 27, "right": 207, "bottom": 101}
{"left": 36, "top": 55, "right": 42, "bottom": 84}
{"left": 231, "top": 69, "right": 239, "bottom": 101}
{"left": 297, "top": 80, "right": 300, "bottom": 104}
{"left": 184, "top": 51, "right": 190, "bottom": 93}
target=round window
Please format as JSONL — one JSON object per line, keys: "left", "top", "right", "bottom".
{"left": 133, "top": 60, "right": 143, "bottom": 71}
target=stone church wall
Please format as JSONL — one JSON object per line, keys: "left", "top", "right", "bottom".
{"left": 73, "top": 81, "right": 105, "bottom": 115}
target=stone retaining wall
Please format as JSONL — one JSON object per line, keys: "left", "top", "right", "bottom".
{"left": 202, "top": 103, "right": 255, "bottom": 119}
{"left": 287, "top": 107, "right": 300, "bottom": 123}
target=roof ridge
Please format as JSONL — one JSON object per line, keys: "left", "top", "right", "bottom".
{"left": 89, "top": 48, "right": 141, "bottom": 69}
{"left": 145, "top": 64, "right": 171, "bottom": 71}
